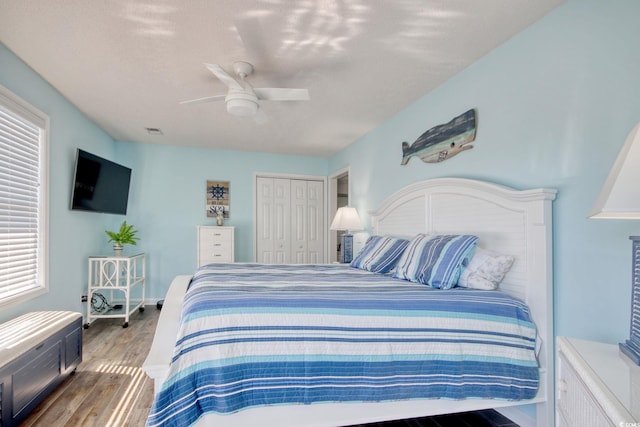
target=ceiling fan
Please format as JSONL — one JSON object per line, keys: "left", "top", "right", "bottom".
{"left": 180, "top": 62, "right": 310, "bottom": 123}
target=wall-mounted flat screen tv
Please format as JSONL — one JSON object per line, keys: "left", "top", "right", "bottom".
{"left": 70, "top": 149, "right": 132, "bottom": 215}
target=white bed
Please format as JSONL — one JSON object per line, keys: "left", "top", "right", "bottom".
{"left": 142, "top": 177, "right": 556, "bottom": 427}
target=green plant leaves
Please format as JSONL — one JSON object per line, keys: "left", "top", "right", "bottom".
{"left": 105, "top": 221, "right": 139, "bottom": 246}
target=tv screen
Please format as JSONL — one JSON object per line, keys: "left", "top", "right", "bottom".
{"left": 71, "top": 149, "right": 132, "bottom": 215}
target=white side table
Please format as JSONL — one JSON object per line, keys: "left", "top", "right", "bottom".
{"left": 556, "top": 336, "right": 639, "bottom": 426}
{"left": 85, "top": 253, "right": 146, "bottom": 328}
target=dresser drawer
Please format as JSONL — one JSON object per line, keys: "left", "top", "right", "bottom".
{"left": 200, "top": 232, "right": 232, "bottom": 248}
{"left": 200, "top": 227, "right": 232, "bottom": 242}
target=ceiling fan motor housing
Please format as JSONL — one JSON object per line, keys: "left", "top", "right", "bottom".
{"left": 225, "top": 90, "right": 258, "bottom": 117}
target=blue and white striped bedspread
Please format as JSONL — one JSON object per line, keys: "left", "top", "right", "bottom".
{"left": 147, "top": 263, "right": 539, "bottom": 427}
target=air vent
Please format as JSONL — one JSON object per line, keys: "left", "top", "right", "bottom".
{"left": 145, "top": 127, "right": 163, "bottom": 136}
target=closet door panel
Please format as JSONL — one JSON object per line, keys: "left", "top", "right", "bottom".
{"left": 256, "top": 177, "right": 291, "bottom": 263}
{"left": 306, "top": 180, "right": 325, "bottom": 263}
{"left": 291, "top": 180, "right": 308, "bottom": 263}
{"left": 272, "top": 178, "right": 291, "bottom": 263}
{"left": 256, "top": 177, "right": 273, "bottom": 263}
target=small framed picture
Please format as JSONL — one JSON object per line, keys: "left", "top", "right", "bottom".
{"left": 206, "top": 180, "right": 230, "bottom": 218}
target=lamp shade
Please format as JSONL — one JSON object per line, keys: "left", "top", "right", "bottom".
{"left": 589, "top": 122, "right": 640, "bottom": 219}
{"left": 330, "top": 207, "right": 362, "bottom": 231}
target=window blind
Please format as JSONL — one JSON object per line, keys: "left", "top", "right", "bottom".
{"left": 0, "top": 87, "right": 47, "bottom": 304}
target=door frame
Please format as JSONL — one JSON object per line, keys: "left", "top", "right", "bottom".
{"left": 328, "top": 167, "right": 351, "bottom": 263}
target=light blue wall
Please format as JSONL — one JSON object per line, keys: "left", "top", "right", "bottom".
{"left": 0, "top": 43, "right": 118, "bottom": 323}
{"left": 330, "top": 0, "right": 640, "bottom": 344}
{"left": 114, "top": 141, "right": 327, "bottom": 299}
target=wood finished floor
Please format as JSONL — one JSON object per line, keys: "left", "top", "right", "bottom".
{"left": 20, "top": 307, "right": 519, "bottom": 427}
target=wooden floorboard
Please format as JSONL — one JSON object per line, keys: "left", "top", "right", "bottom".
{"left": 20, "top": 306, "right": 518, "bottom": 427}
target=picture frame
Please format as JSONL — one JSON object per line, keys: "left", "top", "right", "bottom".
{"left": 206, "top": 180, "right": 230, "bottom": 218}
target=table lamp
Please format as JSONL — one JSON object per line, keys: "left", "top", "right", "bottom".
{"left": 589, "top": 121, "right": 640, "bottom": 365}
{"left": 330, "top": 206, "right": 362, "bottom": 263}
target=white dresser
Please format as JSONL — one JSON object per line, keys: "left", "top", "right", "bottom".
{"left": 556, "top": 336, "right": 639, "bottom": 426}
{"left": 197, "top": 226, "right": 235, "bottom": 266}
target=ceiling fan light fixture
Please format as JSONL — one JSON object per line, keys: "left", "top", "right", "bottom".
{"left": 227, "top": 98, "right": 258, "bottom": 116}
{"left": 225, "top": 91, "right": 258, "bottom": 117}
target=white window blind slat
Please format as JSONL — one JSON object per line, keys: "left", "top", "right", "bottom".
{"left": 0, "top": 84, "right": 48, "bottom": 305}
{"left": 0, "top": 156, "right": 40, "bottom": 174}
{"left": 0, "top": 191, "right": 39, "bottom": 205}
{"left": 0, "top": 114, "right": 39, "bottom": 141}
{"left": 0, "top": 153, "right": 41, "bottom": 170}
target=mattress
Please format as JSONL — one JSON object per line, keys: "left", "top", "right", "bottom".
{"left": 146, "top": 263, "right": 539, "bottom": 427}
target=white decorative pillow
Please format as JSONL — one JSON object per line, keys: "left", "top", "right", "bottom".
{"left": 458, "top": 248, "right": 515, "bottom": 290}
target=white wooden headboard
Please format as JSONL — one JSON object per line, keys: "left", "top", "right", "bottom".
{"left": 369, "top": 177, "right": 557, "bottom": 426}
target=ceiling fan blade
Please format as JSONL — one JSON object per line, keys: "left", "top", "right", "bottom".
{"left": 254, "top": 88, "right": 310, "bottom": 101}
{"left": 205, "top": 63, "right": 243, "bottom": 91}
{"left": 179, "top": 94, "right": 226, "bottom": 105}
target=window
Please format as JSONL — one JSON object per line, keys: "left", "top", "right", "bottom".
{"left": 0, "top": 84, "right": 49, "bottom": 306}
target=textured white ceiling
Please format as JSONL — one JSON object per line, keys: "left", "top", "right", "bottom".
{"left": 0, "top": 0, "right": 564, "bottom": 157}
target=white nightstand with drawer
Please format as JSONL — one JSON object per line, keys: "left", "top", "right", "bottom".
{"left": 556, "top": 336, "right": 639, "bottom": 426}
{"left": 197, "top": 226, "right": 235, "bottom": 266}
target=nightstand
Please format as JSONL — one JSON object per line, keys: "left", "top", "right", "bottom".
{"left": 556, "top": 336, "right": 639, "bottom": 426}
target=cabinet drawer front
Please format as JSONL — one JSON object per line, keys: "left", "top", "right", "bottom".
{"left": 199, "top": 253, "right": 233, "bottom": 265}
{"left": 557, "top": 352, "right": 615, "bottom": 427}
{"left": 199, "top": 238, "right": 232, "bottom": 252}
{"left": 200, "top": 228, "right": 232, "bottom": 242}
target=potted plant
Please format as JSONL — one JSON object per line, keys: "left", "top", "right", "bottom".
{"left": 105, "top": 221, "right": 139, "bottom": 255}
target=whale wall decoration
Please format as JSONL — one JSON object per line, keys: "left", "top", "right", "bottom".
{"left": 401, "top": 109, "right": 477, "bottom": 165}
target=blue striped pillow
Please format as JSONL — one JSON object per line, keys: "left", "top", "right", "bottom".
{"left": 350, "top": 235, "right": 409, "bottom": 273}
{"left": 393, "top": 234, "right": 479, "bottom": 289}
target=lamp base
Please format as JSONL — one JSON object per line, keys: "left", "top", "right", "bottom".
{"left": 340, "top": 233, "right": 354, "bottom": 264}
{"left": 623, "top": 237, "right": 640, "bottom": 367}
{"left": 620, "top": 339, "right": 640, "bottom": 366}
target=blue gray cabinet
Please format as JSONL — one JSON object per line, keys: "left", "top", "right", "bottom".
{"left": 0, "top": 312, "right": 82, "bottom": 427}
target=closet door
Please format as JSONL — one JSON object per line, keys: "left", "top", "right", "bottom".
{"left": 256, "top": 177, "right": 290, "bottom": 263}
{"left": 290, "top": 179, "right": 325, "bottom": 264}
{"left": 306, "top": 180, "right": 325, "bottom": 263}
{"left": 256, "top": 176, "right": 325, "bottom": 264}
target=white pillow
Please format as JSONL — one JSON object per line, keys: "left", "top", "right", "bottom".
{"left": 458, "top": 247, "right": 515, "bottom": 290}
